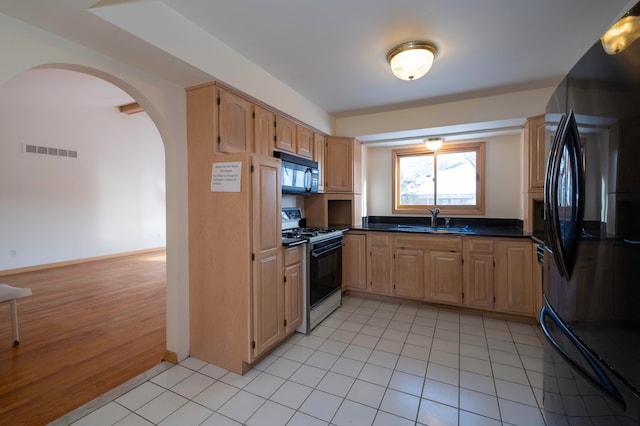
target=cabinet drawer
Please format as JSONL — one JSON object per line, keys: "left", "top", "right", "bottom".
{"left": 394, "top": 235, "right": 462, "bottom": 251}
{"left": 464, "top": 237, "right": 494, "bottom": 253}
{"left": 284, "top": 245, "right": 303, "bottom": 266}
{"left": 368, "top": 233, "right": 392, "bottom": 247}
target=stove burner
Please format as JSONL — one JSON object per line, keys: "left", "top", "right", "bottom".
{"left": 282, "top": 227, "right": 345, "bottom": 243}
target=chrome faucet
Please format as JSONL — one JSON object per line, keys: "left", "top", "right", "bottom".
{"left": 428, "top": 208, "right": 440, "bottom": 227}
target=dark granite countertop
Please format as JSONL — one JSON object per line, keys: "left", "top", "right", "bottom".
{"left": 348, "top": 216, "right": 534, "bottom": 239}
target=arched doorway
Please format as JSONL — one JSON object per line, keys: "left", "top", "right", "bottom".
{"left": 0, "top": 67, "right": 170, "bottom": 423}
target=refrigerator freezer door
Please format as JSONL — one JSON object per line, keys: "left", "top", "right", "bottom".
{"left": 544, "top": 110, "right": 585, "bottom": 279}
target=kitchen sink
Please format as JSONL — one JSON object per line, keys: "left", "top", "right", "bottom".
{"left": 394, "top": 224, "right": 473, "bottom": 234}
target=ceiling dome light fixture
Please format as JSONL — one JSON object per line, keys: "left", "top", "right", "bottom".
{"left": 387, "top": 41, "right": 438, "bottom": 81}
{"left": 424, "top": 137, "right": 444, "bottom": 151}
{"left": 601, "top": 5, "right": 640, "bottom": 54}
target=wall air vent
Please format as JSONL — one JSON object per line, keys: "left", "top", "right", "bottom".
{"left": 23, "top": 144, "right": 77, "bottom": 159}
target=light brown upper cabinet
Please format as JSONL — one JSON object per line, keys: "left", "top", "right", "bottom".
{"left": 296, "top": 125, "right": 313, "bottom": 159}
{"left": 254, "top": 104, "right": 275, "bottom": 157}
{"left": 218, "top": 88, "right": 254, "bottom": 153}
{"left": 524, "top": 114, "right": 546, "bottom": 190}
{"left": 314, "top": 133, "right": 325, "bottom": 193}
{"left": 275, "top": 115, "right": 296, "bottom": 153}
{"left": 325, "top": 136, "right": 362, "bottom": 193}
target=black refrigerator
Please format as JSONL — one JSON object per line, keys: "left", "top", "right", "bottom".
{"left": 541, "top": 2, "right": 640, "bottom": 424}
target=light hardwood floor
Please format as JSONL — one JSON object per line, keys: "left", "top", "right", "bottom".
{"left": 0, "top": 249, "right": 167, "bottom": 425}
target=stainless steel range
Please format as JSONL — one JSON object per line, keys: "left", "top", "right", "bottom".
{"left": 282, "top": 208, "right": 344, "bottom": 334}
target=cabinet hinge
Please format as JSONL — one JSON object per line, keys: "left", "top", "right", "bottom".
{"left": 461, "top": 258, "right": 464, "bottom": 264}
{"left": 250, "top": 165, "right": 254, "bottom": 172}
{"left": 252, "top": 112, "right": 255, "bottom": 119}
{"left": 217, "top": 136, "right": 221, "bottom": 144}
{"left": 393, "top": 284, "right": 395, "bottom": 289}
{"left": 251, "top": 253, "right": 255, "bottom": 261}
{"left": 462, "top": 292, "right": 464, "bottom": 299}
{"left": 284, "top": 275, "right": 287, "bottom": 283}
{"left": 251, "top": 340, "right": 256, "bottom": 349}
{"left": 493, "top": 261, "right": 496, "bottom": 267}
{"left": 217, "top": 97, "right": 220, "bottom": 105}
{"left": 284, "top": 319, "right": 287, "bottom": 326}
{"left": 493, "top": 296, "right": 496, "bottom": 302}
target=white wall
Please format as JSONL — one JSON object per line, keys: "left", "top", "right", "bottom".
{"left": 365, "top": 133, "right": 523, "bottom": 219}
{"left": 0, "top": 104, "right": 165, "bottom": 270}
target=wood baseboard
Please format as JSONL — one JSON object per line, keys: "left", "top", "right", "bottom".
{"left": 163, "top": 350, "right": 178, "bottom": 364}
{"left": 0, "top": 247, "right": 166, "bottom": 277}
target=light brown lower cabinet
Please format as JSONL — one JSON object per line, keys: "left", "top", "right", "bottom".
{"left": 341, "top": 231, "right": 537, "bottom": 318}
{"left": 283, "top": 245, "right": 303, "bottom": 334}
{"left": 342, "top": 232, "right": 367, "bottom": 291}
{"left": 427, "top": 250, "right": 463, "bottom": 305}
{"left": 189, "top": 153, "right": 290, "bottom": 374}
{"left": 463, "top": 237, "right": 495, "bottom": 310}
{"left": 495, "top": 238, "right": 534, "bottom": 316}
{"left": 367, "top": 233, "right": 393, "bottom": 295}
{"left": 393, "top": 248, "right": 425, "bottom": 300}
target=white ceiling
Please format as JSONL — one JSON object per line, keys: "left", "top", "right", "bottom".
{"left": 0, "top": 0, "right": 634, "bottom": 121}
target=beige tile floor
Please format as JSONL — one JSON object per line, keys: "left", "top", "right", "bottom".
{"left": 56, "top": 295, "right": 546, "bottom": 425}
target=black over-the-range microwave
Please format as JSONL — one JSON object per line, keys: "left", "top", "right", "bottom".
{"left": 274, "top": 151, "right": 319, "bottom": 195}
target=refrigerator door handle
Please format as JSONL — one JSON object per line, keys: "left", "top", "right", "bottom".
{"left": 544, "top": 113, "right": 566, "bottom": 275}
{"left": 544, "top": 111, "right": 585, "bottom": 279}
{"left": 540, "top": 304, "right": 625, "bottom": 408}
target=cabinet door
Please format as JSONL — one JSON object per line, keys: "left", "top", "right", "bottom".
{"left": 343, "top": 233, "right": 367, "bottom": 291}
{"left": 495, "top": 240, "right": 534, "bottom": 316}
{"left": 314, "top": 133, "right": 325, "bottom": 193}
{"left": 284, "top": 262, "right": 302, "bottom": 334}
{"left": 218, "top": 88, "right": 253, "bottom": 153}
{"left": 527, "top": 114, "right": 547, "bottom": 189}
{"left": 296, "top": 125, "right": 313, "bottom": 159}
{"left": 251, "top": 156, "right": 284, "bottom": 359}
{"left": 253, "top": 254, "right": 283, "bottom": 358}
{"left": 367, "top": 234, "right": 392, "bottom": 295}
{"left": 393, "top": 248, "right": 424, "bottom": 300}
{"left": 254, "top": 105, "right": 275, "bottom": 157}
{"left": 463, "top": 254, "right": 494, "bottom": 310}
{"left": 275, "top": 115, "right": 296, "bottom": 153}
{"left": 325, "top": 137, "right": 354, "bottom": 192}
{"left": 427, "top": 251, "right": 463, "bottom": 305}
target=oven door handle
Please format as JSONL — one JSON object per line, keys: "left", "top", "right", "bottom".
{"left": 311, "top": 242, "right": 345, "bottom": 257}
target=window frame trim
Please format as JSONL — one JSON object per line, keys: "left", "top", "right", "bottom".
{"left": 391, "top": 141, "right": 486, "bottom": 215}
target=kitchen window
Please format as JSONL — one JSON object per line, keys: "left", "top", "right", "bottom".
{"left": 392, "top": 142, "right": 485, "bottom": 214}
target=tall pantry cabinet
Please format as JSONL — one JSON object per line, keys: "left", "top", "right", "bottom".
{"left": 188, "top": 152, "right": 282, "bottom": 374}
{"left": 188, "top": 82, "right": 284, "bottom": 374}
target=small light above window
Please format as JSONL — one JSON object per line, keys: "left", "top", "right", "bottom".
{"left": 424, "top": 137, "right": 444, "bottom": 151}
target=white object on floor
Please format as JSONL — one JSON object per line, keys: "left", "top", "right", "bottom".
{"left": 0, "top": 283, "right": 32, "bottom": 346}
